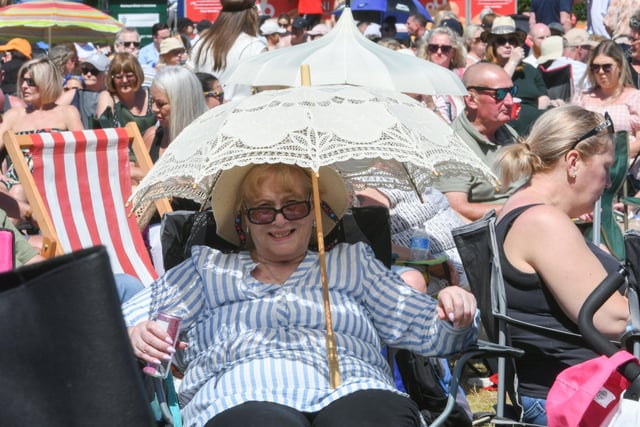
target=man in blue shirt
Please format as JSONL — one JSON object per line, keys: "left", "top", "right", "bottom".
{"left": 138, "top": 22, "right": 171, "bottom": 69}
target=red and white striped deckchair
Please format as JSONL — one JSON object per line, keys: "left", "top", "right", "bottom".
{"left": 3, "top": 122, "right": 171, "bottom": 285}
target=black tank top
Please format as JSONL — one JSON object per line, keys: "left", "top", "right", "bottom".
{"left": 496, "top": 204, "right": 620, "bottom": 398}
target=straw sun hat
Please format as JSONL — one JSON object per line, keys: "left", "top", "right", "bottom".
{"left": 211, "top": 165, "right": 349, "bottom": 246}
{"left": 480, "top": 16, "right": 526, "bottom": 45}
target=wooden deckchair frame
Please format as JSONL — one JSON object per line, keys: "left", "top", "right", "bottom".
{"left": 3, "top": 122, "right": 171, "bottom": 259}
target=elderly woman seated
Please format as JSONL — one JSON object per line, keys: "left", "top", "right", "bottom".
{"left": 123, "top": 163, "right": 478, "bottom": 427}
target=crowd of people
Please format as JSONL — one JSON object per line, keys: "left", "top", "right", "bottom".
{"left": 0, "top": 2, "right": 638, "bottom": 426}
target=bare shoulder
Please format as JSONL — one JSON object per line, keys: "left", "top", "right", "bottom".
{"left": 504, "top": 204, "right": 578, "bottom": 241}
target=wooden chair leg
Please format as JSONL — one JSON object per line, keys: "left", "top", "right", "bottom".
{"left": 40, "top": 237, "right": 57, "bottom": 259}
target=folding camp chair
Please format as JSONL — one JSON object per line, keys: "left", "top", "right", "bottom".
{"left": 538, "top": 63, "right": 573, "bottom": 102}
{"left": 159, "top": 205, "right": 522, "bottom": 427}
{"left": 590, "top": 131, "right": 629, "bottom": 260}
{"left": 2, "top": 122, "right": 171, "bottom": 285}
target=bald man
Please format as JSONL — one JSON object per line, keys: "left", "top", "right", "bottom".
{"left": 434, "top": 63, "right": 521, "bottom": 221}
{"left": 523, "top": 23, "right": 551, "bottom": 66}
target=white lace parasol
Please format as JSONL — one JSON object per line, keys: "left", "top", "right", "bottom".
{"left": 130, "top": 84, "right": 498, "bottom": 226}
{"left": 226, "top": 7, "right": 467, "bottom": 96}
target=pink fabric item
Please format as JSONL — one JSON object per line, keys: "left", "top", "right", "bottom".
{"left": 0, "top": 229, "right": 14, "bottom": 272}
{"left": 547, "top": 350, "right": 638, "bottom": 427}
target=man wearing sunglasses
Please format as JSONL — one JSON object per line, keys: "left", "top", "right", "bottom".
{"left": 113, "top": 27, "right": 154, "bottom": 87}
{"left": 434, "top": 63, "right": 521, "bottom": 221}
{"left": 58, "top": 53, "right": 109, "bottom": 129}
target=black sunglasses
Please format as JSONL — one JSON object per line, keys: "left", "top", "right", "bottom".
{"left": 204, "top": 90, "right": 224, "bottom": 103}
{"left": 590, "top": 63, "right": 614, "bottom": 73}
{"left": 81, "top": 66, "right": 100, "bottom": 76}
{"left": 22, "top": 77, "right": 36, "bottom": 87}
{"left": 427, "top": 44, "right": 452, "bottom": 54}
{"left": 245, "top": 200, "right": 312, "bottom": 224}
{"left": 467, "top": 85, "right": 518, "bottom": 101}
{"left": 121, "top": 41, "right": 141, "bottom": 48}
{"left": 495, "top": 36, "right": 520, "bottom": 46}
{"left": 569, "top": 112, "right": 614, "bottom": 151}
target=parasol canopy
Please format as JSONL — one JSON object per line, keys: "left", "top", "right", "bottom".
{"left": 0, "top": 1, "right": 124, "bottom": 46}
{"left": 130, "top": 84, "right": 496, "bottom": 226}
{"left": 225, "top": 7, "right": 466, "bottom": 96}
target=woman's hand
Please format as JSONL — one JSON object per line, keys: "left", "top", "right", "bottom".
{"left": 436, "top": 286, "right": 477, "bottom": 329}
{"left": 128, "top": 321, "right": 187, "bottom": 365}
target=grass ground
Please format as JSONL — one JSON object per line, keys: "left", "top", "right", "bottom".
{"left": 461, "top": 360, "right": 498, "bottom": 422}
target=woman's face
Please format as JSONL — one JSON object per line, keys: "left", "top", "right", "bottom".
{"left": 591, "top": 54, "right": 620, "bottom": 91}
{"left": 65, "top": 55, "right": 78, "bottom": 75}
{"left": 244, "top": 173, "right": 314, "bottom": 263}
{"left": 112, "top": 69, "right": 137, "bottom": 95}
{"left": 163, "top": 48, "right": 185, "bottom": 66}
{"left": 428, "top": 33, "right": 453, "bottom": 69}
{"left": 573, "top": 142, "right": 614, "bottom": 215}
{"left": 204, "top": 79, "right": 223, "bottom": 109}
{"left": 470, "top": 29, "right": 486, "bottom": 57}
{"left": 493, "top": 34, "right": 520, "bottom": 63}
{"left": 151, "top": 85, "right": 170, "bottom": 128}
{"left": 20, "top": 72, "right": 41, "bottom": 104}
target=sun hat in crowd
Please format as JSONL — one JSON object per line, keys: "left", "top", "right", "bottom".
{"left": 480, "top": 16, "right": 526, "bottom": 45}
{"left": 159, "top": 37, "right": 185, "bottom": 55}
{"left": 0, "top": 38, "right": 32, "bottom": 59}
{"left": 307, "top": 24, "right": 330, "bottom": 37}
{"left": 548, "top": 22, "right": 565, "bottom": 36}
{"left": 211, "top": 165, "right": 349, "bottom": 246}
{"left": 260, "top": 20, "right": 286, "bottom": 35}
{"left": 537, "top": 35, "right": 564, "bottom": 64}
{"left": 81, "top": 52, "right": 110, "bottom": 72}
{"left": 364, "top": 23, "right": 381, "bottom": 39}
{"left": 564, "top": 28, "right": 598, "bottom": 47}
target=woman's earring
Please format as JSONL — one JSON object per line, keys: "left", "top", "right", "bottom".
{"left": 570, "top": 170, "right": 577, "bottom": 178}
{"left": 312, "top": 219, "right": 317, "bottom": 228}
{"left": 235, "top": 213, "right": 247, "bottom": 246}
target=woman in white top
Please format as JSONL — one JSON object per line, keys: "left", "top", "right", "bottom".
{"left": 188, "top": 0, "right": 266, "bottom": 102}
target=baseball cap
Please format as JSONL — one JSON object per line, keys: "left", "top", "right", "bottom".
{"left": 564, "top": 28, "right": 598, "bottom": 47}
{"left": 292, "top": 17, "right": 308, "bottom": 29}
{"left": 81, "top": 53, "right": 110, "bottom": 72}
{"left": 260, "top": 20, "right": 286, "bottom": 35}
{"left": 439, "top": 19, "right": 463, "bottom": 37}
{"left": 0, "top": 38, "right": 32, "bottom": 59}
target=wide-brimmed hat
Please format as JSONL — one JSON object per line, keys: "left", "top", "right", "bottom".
{"left": 159, "top": 37, "right": 184, "bottom": 55}
{"left": 480, "top": 16, "right": 526, "bottom": 45}
{"left": 564, "top": 28, "right": 598, "bottom": 47}
{"left": 0, "top": 38, "right": 32, "bottom": 59}
{"left": 211, "top": 164, "right": 349, "bottom": 246}
{"left": 538, "top": 35, "right": 564, "bottom": 64}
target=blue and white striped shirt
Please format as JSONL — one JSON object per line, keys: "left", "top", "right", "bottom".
{"left": 122, "top": 242, "right": 478, "bottom": 427}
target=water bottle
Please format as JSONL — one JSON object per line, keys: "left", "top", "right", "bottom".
{"left": 409, "top": 228, "right": 431, "bottom": 260}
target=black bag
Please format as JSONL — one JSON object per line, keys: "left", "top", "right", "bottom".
{"left": 0, "top": 246, "right": 155, "bottom": 427}
{"left": 393, "top": 349, "right": 472, "bottom": 427}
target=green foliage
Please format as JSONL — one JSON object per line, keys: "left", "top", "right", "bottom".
{"left": 517, "top": 0, "right": 531, "bottom": 14}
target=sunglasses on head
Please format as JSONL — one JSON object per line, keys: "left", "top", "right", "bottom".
{"left": 495, "top": 36, "right": 520, "bottom": 46}
{"left": 427, "top": 44, "right": 452, "bottom": 54}
{"left": 204, "top": 90, "right": 224, "bottom": 102}
{"left": 467, "top": 85, "right": 518, "bottom": 101}
{"left": 120, "top": 41, "right": 141, "bottom": 48}
{"left": 22, "top": 77, "right": 36, "bottom": 87}
{"left": 568, "top": 112, "right": 614, "bottom": 151}
{"left": 81, "top": 66, "right": 100, "bottom": 76}
{"left": 245, "top": 199, "right": 312, "bottom": 224}
{"left": 590, "top": 63, "right": 614, "bottom": 73}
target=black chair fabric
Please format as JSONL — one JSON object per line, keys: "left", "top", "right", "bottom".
{"left": 538, "top": 63, "right": 573, "bottom": 102}
{"left": 161, "top": 206, "right": 392, "bottom": 270}
{"left": 0, "top": 246, "right": 155, "bottom": 427}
